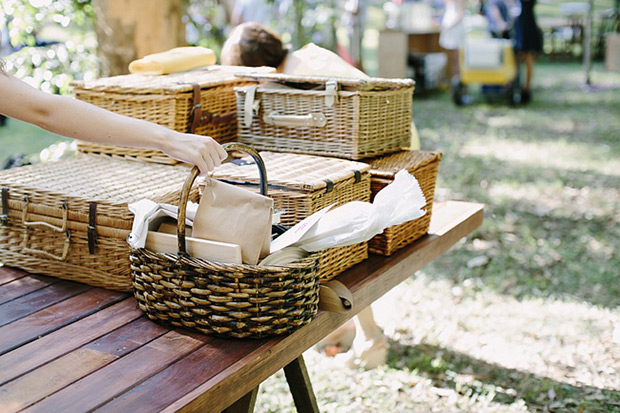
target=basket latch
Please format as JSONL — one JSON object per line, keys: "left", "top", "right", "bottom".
{"left": 325, "top": 80, "right": 339, "bottom": 107}
{"left": 243, "top": 86, "right": 260, "bottom": 128}
{"left": 188, "top": 83, "right": 203, "bottom": 134}
{"left": 88, "top": 202, "right": 97, "bottom": 254}
{"left": 1, "top": 187, "right": 10, "bottom": 226}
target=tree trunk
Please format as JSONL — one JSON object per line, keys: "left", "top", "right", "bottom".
{"left": 93, "top": 0, "right": 185, "bottom": 76}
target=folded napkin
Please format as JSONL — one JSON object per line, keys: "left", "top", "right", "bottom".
{"left": 128, "top": 47, "right": 216, "bottom": 75}
{"left": 127, "top": 199, "right": 198, "bottom": 249}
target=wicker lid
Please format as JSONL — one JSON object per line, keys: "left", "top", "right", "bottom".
{"left": 235, "top": 72, "right": 415, "bottom": 92}
{"left": 367, "top": 150, "right": 442, "bottom": 179}
{"left": 71, "top": 65, "right": 275, "bottom": 95}
{"left": 212, "top": 152, "right": 370, "bottom": 192}
{"left": 0, "top": 155, "right": 193, "bottom": 221}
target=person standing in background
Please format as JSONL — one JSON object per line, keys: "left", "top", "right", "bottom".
{"left": 485, "top": 0, "right": 512, "bottom": 38}
{"left": 514, "top": 0, "right": 542, "bottom": 103}
{"left": 439, "top": 0, "right": 467, "bottom": 77}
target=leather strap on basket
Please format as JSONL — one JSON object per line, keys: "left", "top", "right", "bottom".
{"left": 88, "top": 202, "right": 97, "bottom": 254}
{"left": 1, "top": 187, "right": 10, "bottom": 226}
{"left": 188, "top": 83, "right": 235, "bottom": 134}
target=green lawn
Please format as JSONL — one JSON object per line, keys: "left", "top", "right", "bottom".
{"left": 0, "top": 118, "right": 69, "bottom": 166}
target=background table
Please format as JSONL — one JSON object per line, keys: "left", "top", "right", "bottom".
{"left": 0, "top": 201, "right": 483, "bottom": 413}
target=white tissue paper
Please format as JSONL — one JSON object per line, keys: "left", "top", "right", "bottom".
{"left": 272, "top": 170, "right": 427, "bottom": 253}
{"left": 127, "top": 199, "right": 198, "bottom": 249}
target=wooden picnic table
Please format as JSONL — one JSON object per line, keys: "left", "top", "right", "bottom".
{"left": 0, "top": 200, "right": 483, "bottom": 413}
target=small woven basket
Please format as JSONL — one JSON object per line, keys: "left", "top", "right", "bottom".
{"left": 368, "top": 150, "right": 442, "bottom": 256}
{"left": 235, "top": 73, "right": 414, "bottom": 160}
{"left": 71, "top": 66, "right": 272, "bottom": 164}
{"left": 130, "top": 143, "right": 320, "bottom": 339}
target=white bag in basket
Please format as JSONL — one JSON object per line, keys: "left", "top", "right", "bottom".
{"left": 272, "top": 170, "right": 427, "bottom": 253}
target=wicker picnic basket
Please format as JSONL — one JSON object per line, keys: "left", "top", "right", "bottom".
{"left": 234, "top": 73, "right": 414, "bottom": 160}
{"left": 0, "top": 155, "right": 198, "bottom": 291}
{"left": 367, "top": 150, "right": 442, "bottom": 256}
{"left": 211, "top": 151, "right": 371, "bottom": 281}
{"left": 71, "top": 66, "right": 273, "bottom": 164}
{"left": 130, "top": 143, "right": 320, "bottom": 339}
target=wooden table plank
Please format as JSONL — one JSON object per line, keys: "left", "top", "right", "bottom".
{"left": 95, "top": 338, "right": 262, "bottom": 413}
{"left": 0, "top": 297, "right": 139, "bottom": 385}
{"left": 0, "top": 266, "right": 27, "bottom": 286}
{"left": 131, "top": 201, "right": 484, "bottom": 413}
{"left": 24, "top": 330, "right": 212, "bottom": 413}
{"left": 0, "top": 317, "right": 167, "bottom": 412}
{"left": 0, "top": 281, "right": 91, "bottom": 327}
{"left": 0, "top": 288, "right": 127, "bottom": 356}
{"left": 0, "top": 274, "right": 59, "bottom": 305}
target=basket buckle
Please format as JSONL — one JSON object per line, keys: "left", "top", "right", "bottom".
{"left": 1, "top": 187, "right": 10, "bottom": 226}
{"left": 325, "top": 80, "right": 339, "bottom": 107}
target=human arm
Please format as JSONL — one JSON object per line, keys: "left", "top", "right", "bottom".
{"left": 0, "top": 73, "right": 227, "bottom": 174}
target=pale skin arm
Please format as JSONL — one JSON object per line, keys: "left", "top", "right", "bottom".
{"left": 0, "top": 72, "right": 228, "bottom": 174}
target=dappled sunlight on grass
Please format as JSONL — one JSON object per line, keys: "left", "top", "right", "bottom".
{"left": 460, "top": 138, "right": 620, "bottom": 176}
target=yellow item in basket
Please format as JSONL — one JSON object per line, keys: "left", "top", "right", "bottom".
{"left": 128, "top": 47, "right": 216, "bottom": 75}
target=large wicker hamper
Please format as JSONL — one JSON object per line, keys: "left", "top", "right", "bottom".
{"left": 210, "top": 151, "right": 371, "bottom": 281}
{"left": 235, "top": 73, "right": 414, "bottom": 160}
{"left": 0, "top": 155, "right": 198, "bottom": 291}
{"left": 367, "top": 150, "right": 442, "bottom": 256}
{"left": 71, "top": 65, "right": 273, "bottom": 164}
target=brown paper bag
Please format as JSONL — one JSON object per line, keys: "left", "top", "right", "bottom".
{"left": 192, "top": 178, "right": 273, "bottom": 265}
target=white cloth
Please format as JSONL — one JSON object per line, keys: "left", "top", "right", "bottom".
{"left": 439, "top": 0, "right": 466, "bottom": 50}
{"left": 127, "top": 200, "right": 198, "bottom": 249}
{"left": 272, "top": 170, "right": 426, "bottom": 253}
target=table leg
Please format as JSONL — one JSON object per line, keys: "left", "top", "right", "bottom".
{"left": 222, "top": 386, "right": 258, "bottom": 413}
{"left": 284, "top": 355, "right": 320, "bottom": 413}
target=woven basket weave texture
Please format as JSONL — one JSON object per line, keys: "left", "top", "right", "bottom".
{"left": 235, "top": 74, "right": 414, "bottom": 160}
{"left": 0, "top": 155, "right": 197, "bottom": 291}
{"left": 71, "top": 66, "right": 271, "bottom": 164}
{"left": 211, "top": 151, "right": 371, "bottom": 280}
{"left": 367, "top": 150, "right": 442, "bottom": 256}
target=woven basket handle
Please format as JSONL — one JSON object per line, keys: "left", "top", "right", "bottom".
{"left": 176, "top": 142, "right": 268, "bottom": 256}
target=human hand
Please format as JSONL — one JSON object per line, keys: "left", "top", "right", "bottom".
{"left": 160, "top": 132, "right": 228, "bottom": 175}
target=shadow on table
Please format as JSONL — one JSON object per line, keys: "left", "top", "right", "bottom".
{"left": 386, "top": 340, "right": 620, "bottom": 412}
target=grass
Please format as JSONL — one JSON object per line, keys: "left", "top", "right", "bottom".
{"left": 0, "top": 118, "right": 68, "bottom": 166}
{"left": 252, "top": 60, "right": 620, "bottom": 412}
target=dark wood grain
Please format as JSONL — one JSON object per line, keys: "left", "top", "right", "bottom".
{"left": 0, "top": 281, "right": 91, "bottom": 327}
{"left": 284, "top": 356, "right": 320, "bottom": 413}
{"left": 24, "top": 330, "right": 211, "bottom": 413}
{"left": 0, "top": 267, "right": 27, "bottom": 286}
{"left": 95, "top": 337, "right": 261, "bottom": 413}
{"left": 0, "top": 317, "right": 167, "bottom": 412}
{"left": 0, "top": 288, "right": 127, "bottom": 356}
{"left": 0, "top": 297, "right": 138, "bottom": 386}
{"left": 0, "top": 274, "right": 59, "bottom": 305}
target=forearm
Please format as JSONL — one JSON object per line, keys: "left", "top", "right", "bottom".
{"left": 1, "top": 72, "right": 228, "bottom": 173}
{"left": 41, "top": 93, "right": 169, "bottom": 150}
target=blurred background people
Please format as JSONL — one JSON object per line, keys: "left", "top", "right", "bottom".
{"left": 514, "top": 0, "right": 542, "bottom": 103}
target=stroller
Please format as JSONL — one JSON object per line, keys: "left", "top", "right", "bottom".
{"left": 452, "top": 15, "right": 521, "bottom": 105}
